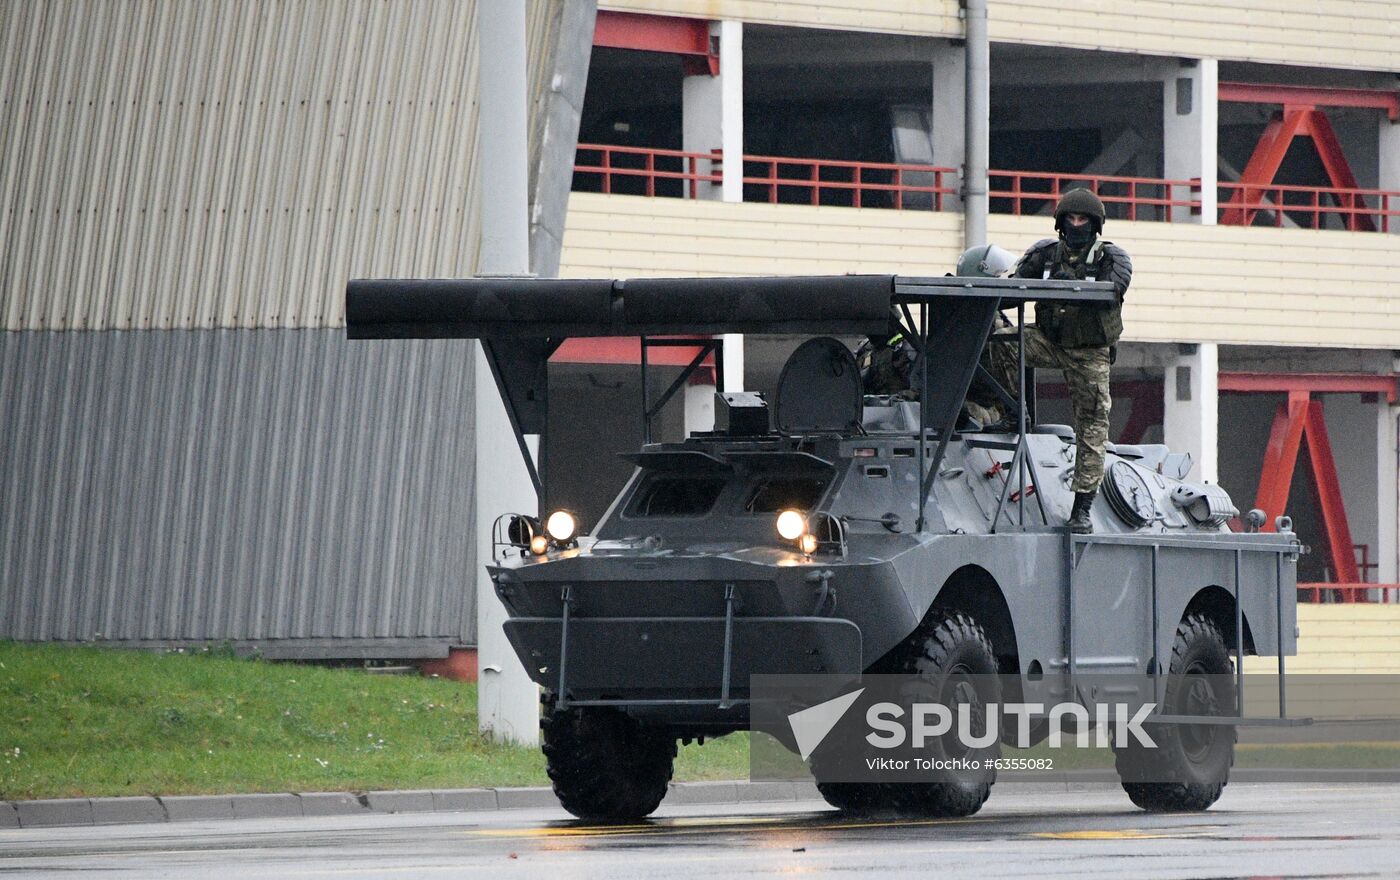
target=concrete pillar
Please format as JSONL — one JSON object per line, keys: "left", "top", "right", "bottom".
{"left": 1162, "top": 59, "right": 1217, "bottom": 223}
{"left": 474, "top": 0, "right": 538, "bottom": 745}
{"left": 931, "top": 41, "right": 965, "bottom": 211}
{"left": 683, "top": 21, "right": 746, "bottom": 387}
{"left": 1381, "top": 115, "right": 1400, "bottom": 233}
{"left": 1162, "top": 343, "right": 1219, "bottom": 484}
{"left": 1380, "top": 389, "right": 1399, "bottom": 584}
{"left": 473, "top": 352, "right": 541, "bottom": 746}
{"left": 682, "top": 20, "right": 743, "bottom": 201}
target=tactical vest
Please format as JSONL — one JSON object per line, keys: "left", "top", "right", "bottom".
{"left": 1038, "top": 240, "right": 1123, "bottom": 348}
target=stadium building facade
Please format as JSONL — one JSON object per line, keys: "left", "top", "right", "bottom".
{"left": 3, "top": 0, "right": 1400, "bottom": 674}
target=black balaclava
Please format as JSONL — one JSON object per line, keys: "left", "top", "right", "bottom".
{"left": 1061, "top": 222, "right": 1096, "bottom": 251}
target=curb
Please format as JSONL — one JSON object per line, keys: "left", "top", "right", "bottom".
{"left": 7, "top": 769, "right": 1400, "bottom": 829}
{"left": 0, "top": 780, "right": 819, "bottom": 830}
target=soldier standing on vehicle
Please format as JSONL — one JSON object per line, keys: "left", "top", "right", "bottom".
{"left": 995, "top": 188, "right": 1132, "bottom": 534}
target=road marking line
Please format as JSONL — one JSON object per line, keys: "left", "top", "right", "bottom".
{"left": 470, "top": 814, "right": 988, "bottom": 839}
{"left": 1033, "top": 829, "right": 1180, "bottom": 840}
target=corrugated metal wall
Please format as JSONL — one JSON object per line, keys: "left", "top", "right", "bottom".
{"left": 0, "top": 2, "right": 569, "bottom": 655}
{"left": 0, "top": 0, "right": 558, "bottom": 330}
{"left": 0, "top": 330, "right": 478, "bottom": 656}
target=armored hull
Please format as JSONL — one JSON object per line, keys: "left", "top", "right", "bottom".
{"left": 491, "top": 410, "right": 1299, "bottom": 731}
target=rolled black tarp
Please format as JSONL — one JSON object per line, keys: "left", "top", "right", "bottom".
{"left": 616, "top": 275, "right": 894, "bottom": 336}
{"left": 346, "top": 277, "right": 617, "bottom": 339}
{"left": 346, "top": 275, "right": 895, "bottom": 340}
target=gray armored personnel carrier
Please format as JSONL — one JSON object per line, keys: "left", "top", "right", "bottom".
{"left": 347, "top": 273, "right": 1300, "bottom": 821}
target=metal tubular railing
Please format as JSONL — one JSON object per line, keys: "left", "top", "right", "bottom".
{"left": 1298, "top": 583, "right": 1400, "bottom": 603}
{"left": 574, "top": 145, "right": 1400, "bottom": 233}
{"left": 739, "top": 153, "right": 957, "bottom": 210}
{"left": 1215, "top": 180, "right": 1399, "bottom": 231}
{"left": 573, "top": 143, "right": 721, "bottom": 198}
{"left": 988, "top": 169, "right": 1200, "bottom": 222}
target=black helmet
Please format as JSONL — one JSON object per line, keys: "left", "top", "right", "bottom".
{"left": 1053, "top": 188, "right": 1106, "bottom": 234}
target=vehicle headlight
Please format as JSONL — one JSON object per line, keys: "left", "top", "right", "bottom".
{"left": 798, "top": 533, "right": 818, "bottom": 555}
{"left": 776, "top": 509, "right": 806, "bottom": 541}
{"left": 546, "top": 510, "right": 577, "bottom": 542}
{"left": 529, "top": 535, "right": 550, "bottom": 556}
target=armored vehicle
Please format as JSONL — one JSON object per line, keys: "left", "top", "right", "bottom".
{"left": 347, "top": 272, "right": 1300, "bottom": 820}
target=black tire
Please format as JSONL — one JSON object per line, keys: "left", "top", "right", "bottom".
{"left": 541, "top": 707, "right": 676, "bottom": 821}
{"left": 1113, "top": 612, "right": 1236, "bottom": 812}
{"left": 815, "top": 608, "right": 1001, "bottom": 817}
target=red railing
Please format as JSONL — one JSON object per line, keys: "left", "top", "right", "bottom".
{"left": 989, "top": 170, "right": 1200, "bottom": 222}
{"left": 1215, "top": 180, "right": 1399, "bottom": 232}
{"left": 1297, "top": 544, "right": 1400, "bottom": 603}
{"left": 574, "top": 143, "right": 721, "bottom": 199}
{"left": 740, "top": 154, "right": 956, "bottom": 210}
{"left": 574, "top": 145, "right": 1400, "bottom": 232}
{"left": 574, "top": 143, "right": 955, "bottom": 209}
{"left": 1299, "top": 583, "right": 1400, "bottom": 603}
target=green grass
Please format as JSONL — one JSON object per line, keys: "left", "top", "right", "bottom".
{"left": 0, "top": 642, "right": 749, "bottom": 801}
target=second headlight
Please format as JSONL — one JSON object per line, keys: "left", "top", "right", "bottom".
{"left": 545, "top": 510, "right": 577, "bottom": 542}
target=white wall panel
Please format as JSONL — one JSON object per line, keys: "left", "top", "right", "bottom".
{"left": 561, "top": 193, "right": 1400, "bottom": 349}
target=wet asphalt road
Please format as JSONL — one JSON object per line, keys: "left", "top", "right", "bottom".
{"left": 3, "top": 784, "right": 1398, "bottom": 879}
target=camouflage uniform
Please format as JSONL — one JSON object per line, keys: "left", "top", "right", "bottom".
{"left": 993, "top": 235, "right": 1132, "bottom": 493}
{"left": 990, "top": 323, "right": 1112, "bottom": 492}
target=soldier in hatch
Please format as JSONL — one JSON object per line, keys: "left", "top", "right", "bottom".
{"left": 857, "top": 313, "right": 919, "bottom": 399}
{"left": 993, "top": 188, "right": 1132, "bottom": 534}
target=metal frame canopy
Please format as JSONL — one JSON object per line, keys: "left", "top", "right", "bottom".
{"left": 345, "top": 274, "right": 1116, "bottom": 513}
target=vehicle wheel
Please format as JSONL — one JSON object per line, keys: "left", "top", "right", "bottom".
{"left": 541, "top": 706, "right": 676, "bottom": 821}
{"left": 1113, "top": 612, "right": 1236, "bottom": 812}
{"left": 815, "top": 608, "right": 1001, "bottom": 817}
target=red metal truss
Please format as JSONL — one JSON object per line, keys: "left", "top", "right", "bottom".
{"left": 1301, "top": 399, "right": 1361, "bottom": 586}
{"left": 1249, "top": 392, "right": 1361, "bottom": 586}
{"left": 1253, "top": 392, "right": 1309, "bottom": 535}
{"left": 593, "top": 11, "right": 718, "bottom": 76}
{"left": 1219, "top": 106, "right": 1375, "bottom": 231}
{"left": 1219, "top": 82, "right": 1400, "bottom": 121}
{"left": 1218, "top": 371, "right": 1399, "bottom": 402}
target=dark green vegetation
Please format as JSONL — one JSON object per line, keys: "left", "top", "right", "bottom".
{"left": 0, "top": 642, "right": 749, "bottom": 800}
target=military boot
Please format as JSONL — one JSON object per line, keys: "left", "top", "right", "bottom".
{"left": 1067, "top": 490, "right": 1096, "bottom": 535}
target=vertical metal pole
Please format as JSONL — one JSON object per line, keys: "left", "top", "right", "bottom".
{"left": 917, "top": 305, "right": 930, "bottom": 531}
{"left": 1151, "top": 544, "right": 1162, "bottom": 706}
{"left": 963, "top": 0, "right": 989, "bottom": 248}
{"left": 1276, "top": 550, "right": 1287, "bottom": 718}
{"left": 557, "top": 586, "right": 574, "bottom": 711}
{"left": 719, "top": 584, "right": 737, "bottom": 709}
{"left": 1234, "top": 548, "right": 1245, "bottom": 716}
{"left": 641, "top": 337, "right": 651, "bottom": 445}
{"left": 1066, "top": 531, "right": 1077, "bottom": 694}
{"left": 1017, "top": 303, "right": 1027, "bottom": 525}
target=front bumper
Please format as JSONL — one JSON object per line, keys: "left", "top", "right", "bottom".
{"left": 492, "top": 549, "right": 872, "bottom": 718}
